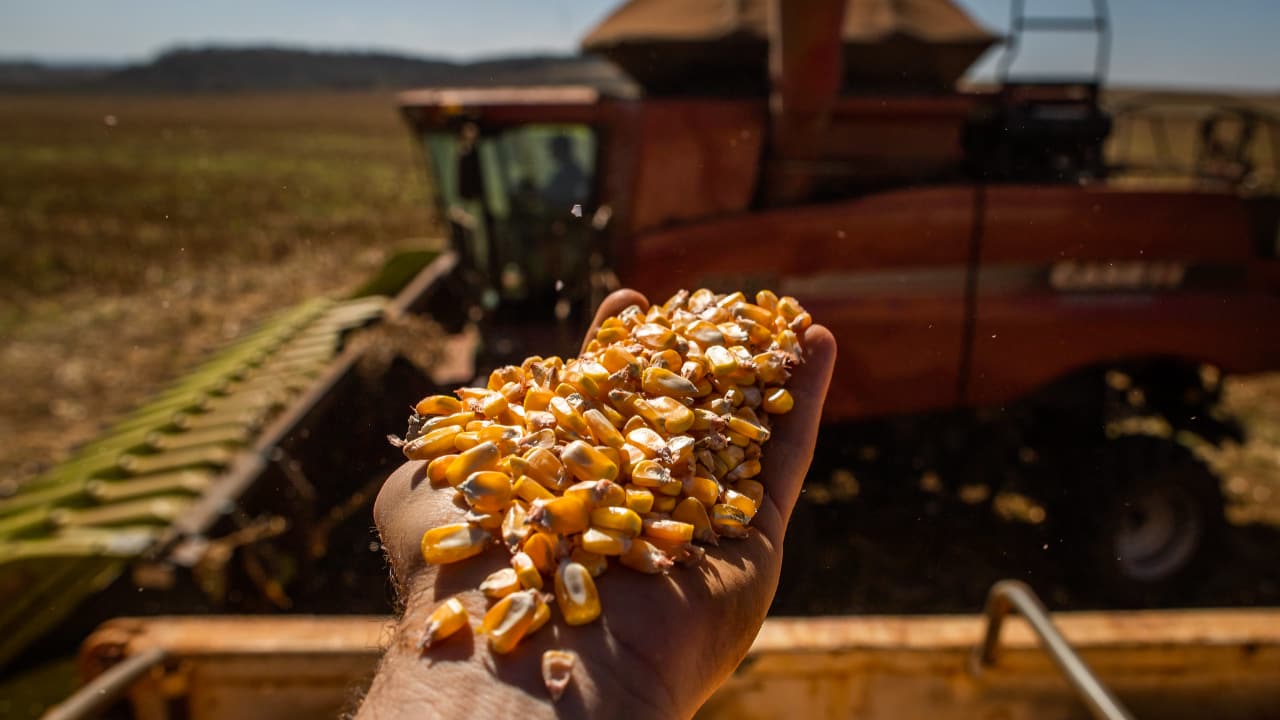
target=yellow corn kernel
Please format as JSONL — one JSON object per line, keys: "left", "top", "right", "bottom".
{"left": 403, "top": 425, "right": 463, "bottom": 460}
{"left": 549, "top": 395, "right": 590, "bottom": 435}
{"left": 555, "top": 561, "right": 602, "bottom": 626}
{"left": 420, "top": 523, "right": 490, "bottom": 564}
{"left": 530, "top": 495, "right": 590, "bottom": 534}
{"left": 733, "top": 302, "right": 774, "bottom": 328}
{"left": 596, "top": 324, "right": 629, "bottom": 344}
{"left": 514, "top": 475, "right": 554, "bottom": 503}
{"left": 672, "top": 497, "right": 717, "bottom": 544}
{"left": 620, "top": 442, "right": 648, "bottom": 472}
{"left": 726, "top": 415, "right": 770, "bottom": 443}
{"left": 522, "top": 532, "right": 558, "bottom": 575}
{"left": 755, "top": 289, "right": 779, "bottom": 312}
{"left": 580, "top": 526, "right": 632, "bottom": 556}
{"left": 775, "top": 328, "right": 803, "bottom": 358}
{"left": 725, "top": 429, "right": 751, "bottom": 448}
{"left": 421, "top": 410, "right": 477, "bottom": 435}
{"left": 467, "top": 510, "right": 504, "bottom": 530}
{"left": 629, "top": 398, "right": 666, "bottom": 428}
{"left": 683, "top": 475, "right": 720, "bottom": 507}
{"left": 502, "top": 502, "right": 530, "bottom": 548}
{"left": 452, "top": 430, "right": 481, "bottom": 451}
{"left": 512, "top": 551, "right": 543, "bottom": 590}
{"left": 735, "top": 479, "right": 766, "bottom": 508}
{"left": 561, "top": 440, "right": 619, "bottom": 482}
{"left": 725, "top": 458, "right": 762, "bottom": 482}
{"left": 626, "top": 428, "right": 667, "bottom": 458}
{"left": 621, "top": 413, "right": 648, "bottom": 436}
{"left": 722, "top": 488, "right": 759, "bottom": 520}
{"left": 704, "top": 345, "right": 738, "bottom": 377}
{"left": 630, "top": 459, "right": 673, "bottom": 489}
{"left": 570, "top": 548, "right": 608, "bottom": 577}
{"left": 777, "top": 295, "right": 805, "bottom": 321}
{"left": 583, "top": 408, "right": 625, "bottom": 448}
{"left": 619, "top": 537, "right": 674, "bottom": 574}
{"left": 458, "top": 471, "right": 514, "bottom": 513}
{"left": 415, "top": 395, "right": 463, "bottom": 417}
{"left": 524, "top": 387, "right": 555, "bottom": 413}
{"left": 682, "top": 319, "right": 724, "bottom": 347}
{"left": 590, "top": 506, "right": 643, "bottom": 536}
{"left": 565, "top": 479, "right": 618, "bottom": 508}
{"left": 647, "top": 396, "right": 695, "bottom": 434}
{"left": 651, "top": 494, "right": 678, "bottom": 513}
{"left": 688, "top": 288, "right": 715, "bottom": 312}
{"left": 763, "top": 387, "right": 794, "bottom": 414}
{"left": 624, "top": 487, "right": 655, "bottom": 514}
{"left": 667, "top": 435, "right": 695, "bottom": 466}
{"left": 480, "top": 589, "right": 539, "bottom": 654}
{"left": 642, "top": 518, "right": 695, "bottom": 543}
{"left": 715, "top": 445, "right": 746, "bottom": 472}
{"left": 487, "top": 365, "right": 523, "bottom": 391}
{"left": 633, "top": 323, "right": 676, "bottom": 350}
{"left": 480, "top": 567, "right": 522, "bottom": 599}
{"left": 711, "top": 503, "right": 750, "bottom": 538}
{"left": 521, "top": 447, "right": 567, "bottom": 491}
{"left": 641, "top": 367, "right": 699, "bottom": 397}
{"left": 528, "top": 594, "right": 552, "bottom": 635}
{"left": 418, "top": 596, "right": 468, "bottom": 651}
{"left": 600, "top": 345, "right": 641, "bottom": 374}
{"left": 426, "top": 454, "right": 458, "bottom": 487}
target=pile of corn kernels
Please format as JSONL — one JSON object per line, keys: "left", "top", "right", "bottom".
{"left": 393, "top": 288, "right": 810, "bottom": 699}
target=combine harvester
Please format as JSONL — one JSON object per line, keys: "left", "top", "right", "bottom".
{"left": 7, "top": 0, "right": 1280, "bottom": 717}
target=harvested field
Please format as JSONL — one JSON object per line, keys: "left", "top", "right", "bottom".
{"left": 0, "top": 93, "right": 437, "bottom": 489}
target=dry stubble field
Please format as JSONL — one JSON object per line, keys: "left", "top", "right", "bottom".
{"left": 0, "top": 93, "right": 436, "bottom": 489}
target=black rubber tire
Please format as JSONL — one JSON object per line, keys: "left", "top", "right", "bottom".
{"left": 1050, "top": 434, "right": 1226, "bottom": 605}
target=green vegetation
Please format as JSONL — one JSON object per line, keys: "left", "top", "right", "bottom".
{"left": 0, "top": 93, "right": 438, "bottom": 485}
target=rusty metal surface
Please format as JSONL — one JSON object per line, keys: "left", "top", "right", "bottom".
{"left": 76, "top": 609, "right": 1280, "bottom": 720}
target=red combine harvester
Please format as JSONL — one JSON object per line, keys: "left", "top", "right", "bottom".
{"left": 394, "top": 0, "right": 1280, "bottom": 600}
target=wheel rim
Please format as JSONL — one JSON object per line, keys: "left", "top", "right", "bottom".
{"left": 1112, "top": 485, "right": 1202, "bottom": 582}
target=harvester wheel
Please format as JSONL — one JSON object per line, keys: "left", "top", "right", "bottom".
{"left": 1052, "top": 434, "right": 1225, "bottom": 604}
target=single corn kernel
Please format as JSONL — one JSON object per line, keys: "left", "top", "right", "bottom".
{"left": 705, "top": 345, "right": 738, "bottom": 376}
{"left": 648, "top": 396, "right": 696, "bottom": 434}
{"left": 726, "top": 416, "right": 771, "bottom": 443}
{"left": 480, "top": 567, "right": 522, "bottom": 599}
{"left": 651, "top": 494, "right": 679, "bottom": 513}
{"left": 480, "top": 589, "right": 539, "bottom": 654}
{"left": 583, "top": 408, "right": 625, "bottom": 448}
{"left": 561, "top": 440, "right": 619, "bottom": 482}
{"left": 642, "top": 518, "right": 695, "bottom": 543}
{"left": 529, "top": 495, "right": 590, "bottom": 534}
{"left": 735, "top": 479, "right": 766, "bottom": 508}
{"left": 580, "top": 526, "right": 632, "bottom": 556}
{"left": 524, "top": 387, "right": 555, "bottom": 413}
{"left": 672, "top": 497, "right": 717, "bottom": 544}
{"left": 624, "top": 487, "right": 655, "bottom": 514}
{"left": 755, "top": 289, "right": 779, "bottom": 312}
{"left": 514, "top": 475, "right": 555, "bottom": 503}
{"left": 683, "top": 475, "right": 721, "bottom": 507}
{"left": 459, "top": 471, "right": 514, "bottom": 513}
{"left": 403, "top": 425, "right": 464, "bottom": 460}
{"left": 555, "top": 561, "right": 602, "bottom": 626}
{"left": 626, "top": 428, "right": 668, "bottom": 458}
{"left": 418, "top": 596, "right": 468, "bottom": 651}
{"left": 512, "top": 551, "right": 543, "bottom": 590}
{"left": 711, "top": 504, "right": 750, "bottom": 538}
{"left": 446, "top": 440, "right": 502, "bottom": 486}
{"left": 542, "top": 649, "right": 578, "bottom": 702}
{"left": 522, "top": 532, "right": 559, "bottom": 575}
{"left": 633, "top": 323, "right": 676, "bottom": 350}
{"left": 619, "top": 537, "right": 675, "bottom": 574}
{"left": 722, "top": 488, "right": 759, "bottom": 520}
{"left": 421, "top": 410, "right": 477, "bottom": 434}
{"left": 549, "top": 395, "right": 590, "bottom": 435}
{"left": 640, "top": 366, "right": 701, "bottom": 394}
{"left": 502, "top": 503, "right": 530, "bottom": 549}
{"left": 725, "top": 456, "right": 762, "bottom": 480}
{"left": 590, "top": 506, "right": 643, "bottom": 536}
{"left": 421, "top": 523, "right": 490, "bottom": 564}
{"left": 426, "top": 454, "right": 458, "bottom": 487}
{"left": 416, "top": 395, "right": 463, "bottom": 416}
{"left": 763, "top": 387, "right": 794, "bottom": 415}
{"left": 522, "top": 447, "right": 568, "bottom": 491}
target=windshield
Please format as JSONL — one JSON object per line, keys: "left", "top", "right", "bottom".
{"left": 424, "top": 123, "right": 598, "bottom": 303}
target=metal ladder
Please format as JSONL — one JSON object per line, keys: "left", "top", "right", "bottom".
{"left": 997, "top": 0, "right": 1112, "bottom": 88}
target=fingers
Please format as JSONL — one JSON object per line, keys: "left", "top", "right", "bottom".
{"left": 581, "top": 289, "right": 649, "bottom": 355}
{"left": 755, "top": 324, "right": 837, "bottom": 537}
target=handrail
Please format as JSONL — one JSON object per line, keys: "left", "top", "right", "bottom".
{"left": 41, "top": 648, "right": 168, "bottom": 720}
{"left": 970, "top": 580, "right": 1135, "bottom": 720}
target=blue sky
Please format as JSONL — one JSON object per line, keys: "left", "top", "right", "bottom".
{"left": 2, "top": 0, "right": 1277, "bottom": 91}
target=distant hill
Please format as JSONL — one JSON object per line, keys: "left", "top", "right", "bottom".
{"left": 0, "top": 47, "right": 636, "bottom": 94}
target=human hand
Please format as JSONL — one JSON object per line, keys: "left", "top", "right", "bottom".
{"left": 363, "top": 289, "right": 836, "bottom": 719}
